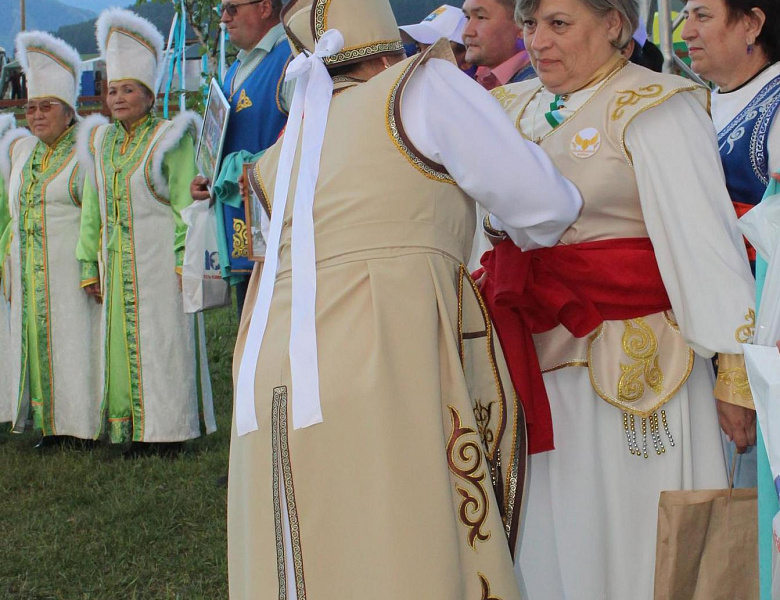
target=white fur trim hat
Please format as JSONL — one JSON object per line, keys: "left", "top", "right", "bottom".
{"left": 96, "top": 7, "right": 164, "bottom": 93}
{"left": 15, "top": 31, "right": 82, "bottom": 110}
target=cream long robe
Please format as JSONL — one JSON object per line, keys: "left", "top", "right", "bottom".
{"left": 0, "top": 115, "right": 22, "bottom": 424}
{"left": 490, "top": 62, "right": 756, "bottom": 599}
{"left": 76, "top": 113, "right": 216, "bottom": 443}
{"left": 1, "top": 128, "right": 102, "bottom": 438}
{"left": 229, "top": 45, "right": 582, "bottom": 600}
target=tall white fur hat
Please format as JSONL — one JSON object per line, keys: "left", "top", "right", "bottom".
{"left": 15, "top": 31, "right": 82, "bottom": 110}
{"left": 96, "top": 7, "right": 164, "bottom": 93}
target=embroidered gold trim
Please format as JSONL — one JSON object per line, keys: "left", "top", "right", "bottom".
{"left": 717, "top": 367, "right": 752, "bottom": 400}
{"left": 587, "top": 320, "right": 694, "bottom": 418}
{"left": 311, "top": 3, "right": 403, "bottom": 66}
{"left": 491, "top": 86, "right": 518, "bottom": 111}
{"left": 446, "top": 405, "right": 491, "bottom": 549}
{"left": 473, "top": 398, "right": 496, "bottom": 448}
{"left": 483, "top": 214, "right": 507, "bottom": 240}
{"left": 458, "top": 266, "right": 524, "bottom": 546}
{"left": 479, "top": 573, "right": 502, "bottom": 600}
{"left": 254, "top": 171, "right": 273, "bottom": 217}
{"left": 311, "top": 0, "right": 403, "bottom": 67}
{"left": 236, "top": 89, "right": 253, "bottom": 112}
{"left": 618, "top": 318, "right": 664, "bottom": 403}
{"left": 271, "top": 387, "right": 287, "bottom": 600}
{"left": 386, "top": 60, "right": 455, "bottom": 184}
{"left": 27, "top": 47, "right": 76, "bottom": 76}
{"left": 619, "top": 86, "right": 704, "bottom": 166}
{"left": 458, "top": 266, "right": 505, "bottom": 463}
{"left": 277, "top": 387, "right": 307, "bottom": 599}
{"left": 541, "top": 359, "right": 589, "bottom": 373}
{"left": 68, "top": 161, "right": 81, "bottom": 207}
{"left": 232, "top": 218, "right": 248, "bottom": 259}
{"left": 272, "top": 386, "right": 307, "bottom": 599}
{"left": 517, "top": 62, "right": 628, "bottom": 144}
{"left": 611, "top": 84, "right": 664, "bottom": 121}
{"left": 276, "top": 55, "right": 294, "bottom": 115}
{"left": 108, "top": 27, "right": 157, "bottom": 58}
{"left": 735, "top": 308, "right": 756, "bottom": 343}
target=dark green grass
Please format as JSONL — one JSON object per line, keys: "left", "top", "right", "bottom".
{"left": 0, "top": 305, "right": 239, "bottom": 599}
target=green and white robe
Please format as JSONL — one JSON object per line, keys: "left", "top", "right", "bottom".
{"left": 0, "top": 125, "right": 102, "bottom": 437}
{"left": 76, "top": 112, "right": 215, "bottom": 444}
{"left": 0, "top": 114, "right": 20, "bottom": 424}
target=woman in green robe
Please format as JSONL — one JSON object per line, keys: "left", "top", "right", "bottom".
{"left": 1, "top": 33, "right": 102, "bottom": 444}
{"left": 76, "top": 8, "right": 215, "bottom": 452}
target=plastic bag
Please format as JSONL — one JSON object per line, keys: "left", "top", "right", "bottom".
{"left": 181, "top": 201, "right": 230, "bottom": 314}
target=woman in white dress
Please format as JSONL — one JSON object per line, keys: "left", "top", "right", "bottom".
{"left": 76, "top": 9, "right": 214, "bottom": 453}
{"left": 682, "top": 0, "right": 779, "bottom": 483}
{"left": 0, "top": 33, "right": 102, "bottom": 445}
{"left": 478, "top": 0, "right": 757, "bottom": 596}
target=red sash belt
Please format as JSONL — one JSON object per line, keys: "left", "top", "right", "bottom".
{"left": 733, "top": 201, "right": 756, "bottom": 262}
{"left": 474, "top": 237, "right": 672, "bottom": 454}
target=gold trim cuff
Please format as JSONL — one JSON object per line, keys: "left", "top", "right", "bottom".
{"left": 714, "top": 353, "right": 755, "bottom": 410}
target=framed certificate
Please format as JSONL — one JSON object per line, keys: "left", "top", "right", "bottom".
{"left": 195, "top": 78, "right": 230, "bottom": 188}
{"left": 242, "top": 163, "right": 267, "bottom": 262}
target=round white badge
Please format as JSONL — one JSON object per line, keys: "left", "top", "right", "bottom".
{"left": 570, "top": 127, "right": 601, "bottom": 159}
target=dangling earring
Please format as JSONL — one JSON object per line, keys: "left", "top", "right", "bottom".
{"left": 747, "top": 40, "right": 754, "bottom": 54}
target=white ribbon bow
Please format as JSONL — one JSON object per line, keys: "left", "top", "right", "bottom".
{"left": 236, "top": 29, "right": 345, "bottom": 436}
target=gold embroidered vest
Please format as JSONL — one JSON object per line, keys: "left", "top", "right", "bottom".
{"left": 497, "top": 63, "right": 709, "bottom": 453}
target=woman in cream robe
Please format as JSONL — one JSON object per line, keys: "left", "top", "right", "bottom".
{"left": 228, "top": 0, "right": 583, "bottom": 597}
{"left": 479, "top": 0, "right": 757, "bottom": 597}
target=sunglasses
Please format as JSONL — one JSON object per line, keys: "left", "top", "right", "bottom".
{"left": 24, "top": 100, "right": 62, "bottom": 115}
{"left": 220, "top": 0, "right": 266, "bottom": 17}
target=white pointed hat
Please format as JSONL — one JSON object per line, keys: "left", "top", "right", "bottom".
{"left": 96, "top": 7, "right": 164, "bottom": 93}
{"left": 15, "top": 31, "right": 82, "bottom": 110}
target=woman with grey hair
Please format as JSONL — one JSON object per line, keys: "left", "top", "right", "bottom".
{"left": 479, "top": 0, "right": 756, "bottom": 596}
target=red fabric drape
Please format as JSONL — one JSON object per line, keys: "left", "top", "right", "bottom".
{"left": 475, "top": 237, "right": 672, "bottom": 454}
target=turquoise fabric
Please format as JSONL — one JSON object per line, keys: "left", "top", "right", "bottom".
{"left": 755, "top": 172, "right": 779, "bottom": 600}
{"left": 211, "top": 149, "right": 262, "bottom": 285}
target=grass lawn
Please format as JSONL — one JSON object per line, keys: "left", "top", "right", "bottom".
{"left": 0, "top": 305, "right": 239, "bottom": 600}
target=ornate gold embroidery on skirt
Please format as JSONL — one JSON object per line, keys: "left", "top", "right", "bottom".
{"left": 618, "top": 318, "right": 664, "bottom": 403}
{"left": 735, "top": 308, "right": 756, "bottom": 343}
{"left": 446, "top": 405, "right": 491, "bottom": 548}
{"left": 479, "top": 573, "right": 502, "bottom": 600}
{"left": 272, "top": 386, "right": 307, "bottom": 599}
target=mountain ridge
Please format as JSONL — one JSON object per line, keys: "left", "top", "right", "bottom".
{"left": 0, "top": 0, "right": 94, "bottom": 55}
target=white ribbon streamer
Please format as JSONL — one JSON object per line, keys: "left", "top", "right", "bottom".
{"left": 236, "top": 29, "right": 345, "bottom": 436}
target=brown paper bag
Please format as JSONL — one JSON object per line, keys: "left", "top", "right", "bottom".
{"left": 654, "top": 459, "right": 758, "bottom": 600}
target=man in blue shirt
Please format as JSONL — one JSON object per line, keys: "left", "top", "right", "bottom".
{"left": 191, "top": 0, "right": 292, "bottom": 318}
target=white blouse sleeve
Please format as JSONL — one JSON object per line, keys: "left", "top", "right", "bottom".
{"left": 400, "top": 57, "right": 582, "bottom": 250}
{"left": 626, "top": 92, "right": 755, "bottom": 357}
{"left": 768, "top": 113, "right": 780, "bottom": 174}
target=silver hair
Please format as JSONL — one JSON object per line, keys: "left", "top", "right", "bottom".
{"left": 516, "top": 0, "right": 639, "bottom": 49}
